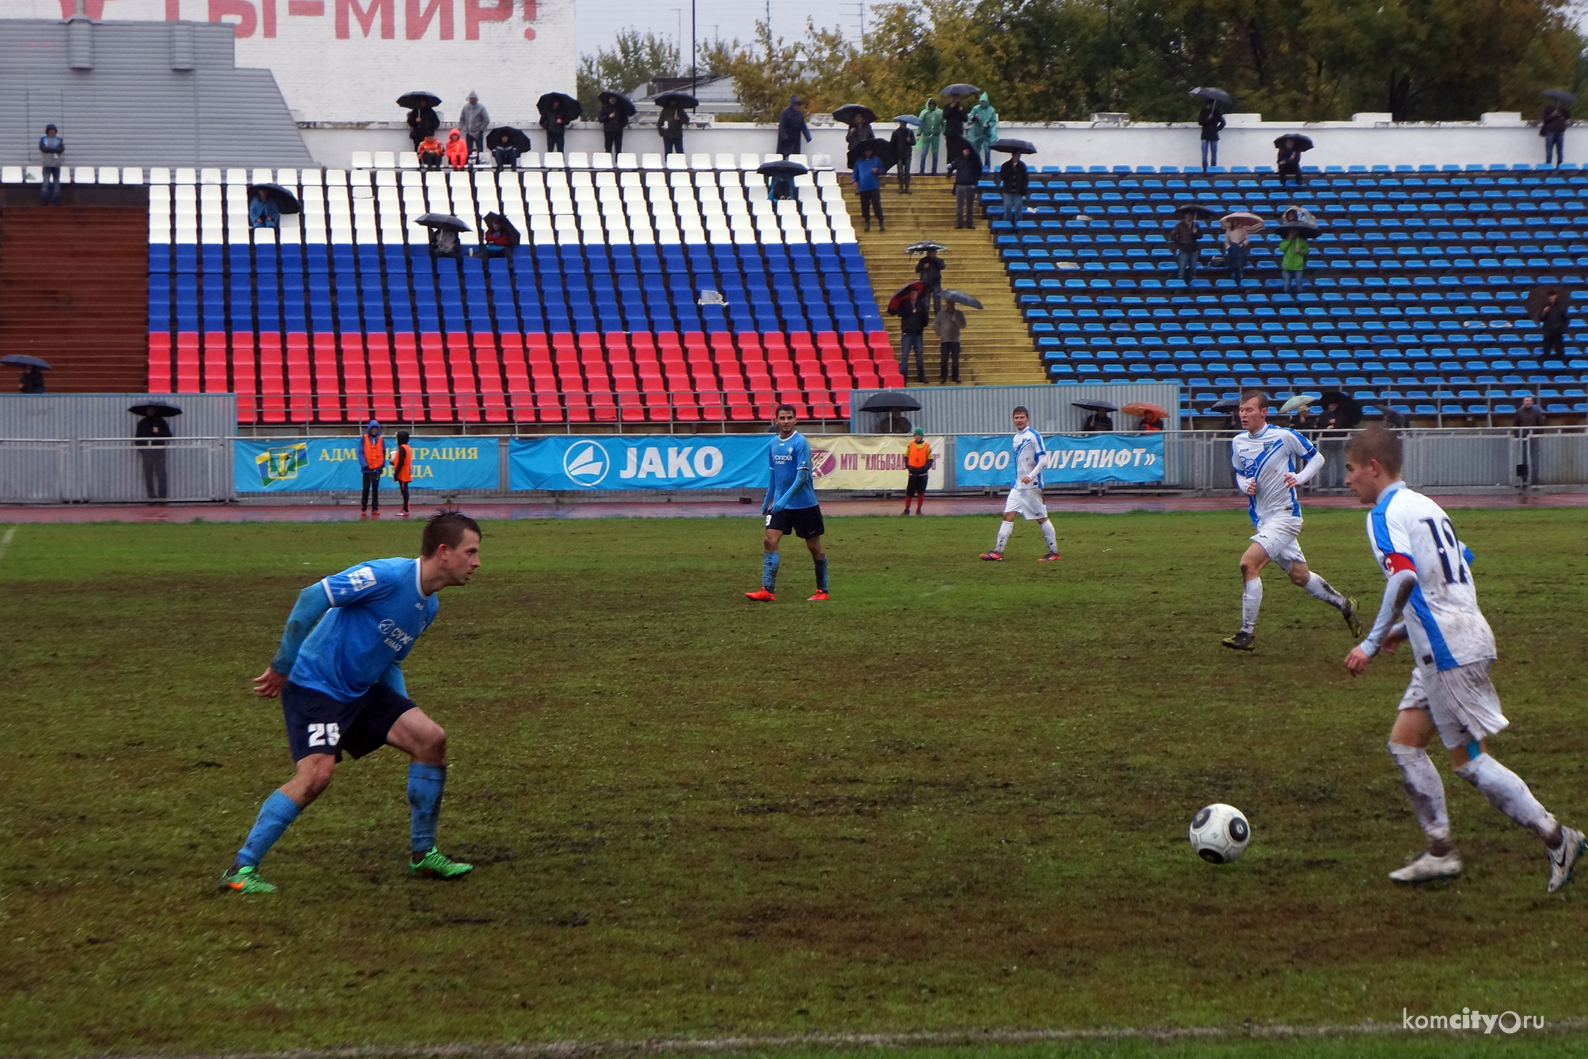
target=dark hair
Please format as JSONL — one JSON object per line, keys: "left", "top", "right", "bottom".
{"left": 1012, "top": 405, "right": 1029, "bottom": 417}
{"left": 1239, "top": 388, "right": 1267, "bottom": 407}
{"left": 1343, "top": 426, "right": 1403, "bottom": 477}
{"left": 774, "top": 403, "right": 797, "bottom": 417}
{"left": 421, "top": 509, "right": 481, "bottom": 557}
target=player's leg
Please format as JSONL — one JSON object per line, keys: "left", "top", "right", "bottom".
{"left": 1035, "top": 515, "right": 1060, "bottom": 560}
{"left": 385, "top": 706, "right": 473, "bottom": 878}
{"left": 984, "top": 491, "right": 1021, "bottom": 559}
{"left": 1385, "top": 676, "right": 1461, "bottom": 883}
{"left": 748, "top": 525, "right": 785, "bottom": 599}
{"left": 1223, "top": 541, "right": 1270, "bottom": 650}
{"left": 805, "top": 531, "right": 829, "bottom": 600}
{"left": 1284, "top": 558, "right": 1363, "bottom": 637}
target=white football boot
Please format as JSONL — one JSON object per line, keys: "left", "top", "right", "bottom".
{"left": 1547, "top": 826, "right": 1586, "bottom": 894}
{"left": 1389, "top": 850, "right": 1462, "bottom": 884}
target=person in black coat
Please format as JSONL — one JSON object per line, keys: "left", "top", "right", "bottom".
{"left": 948, "top": 146, "right": 982, "bottom": 229}
{"left": 776, "top": 96, "right": 811, "bottom": 158}
{"left": 407, "top": 106, "right": 440, "bottom": 152}
{"left": 599, "top": 98, "right": 630, "bottom": 156}
{"left": 1540, "top": 291, "right": 1569, "bottom": 358}
{"left": 1198, "top": 102, "right": 1225, "bottom": 170}
{"left": 135, "top": 412, "right": 173, "bottom": 500}
{"left": 943, "top": 97, "right": 968, "bottom": 142}
{"left": 19, "top": 366, "right": 46, "bottom": 394}
{"left": 895, "top": 290, "right": 930, "bottom": 384}
{"left": 890, "top": 120, "right": 917, "bottom": 194}
{"left": 998, "top": 155, "right": 1029, "bottom": 221}
{"left": 1082, "top": 409, "right": 1114, "bottom": 432}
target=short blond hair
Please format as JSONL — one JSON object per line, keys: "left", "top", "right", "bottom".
{"left": 1344, "top": 426, "right": 1403, "bottom": 477}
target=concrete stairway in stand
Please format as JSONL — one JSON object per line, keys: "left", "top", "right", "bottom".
{"left": 840, "top": 176, "right": 1044, "bottom": 386}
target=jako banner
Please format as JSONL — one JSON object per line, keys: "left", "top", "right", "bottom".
{"left": 809, "top": 435, "right": 947, "bottom": 490}
{"left": 236, "top": 437, "right": 500, "bottom": 492}
{"left": 955, "top": 433, "right": 1165, "bottom": 487}
{"left": 509, "top": 436, "right": 771, "bottom": 491}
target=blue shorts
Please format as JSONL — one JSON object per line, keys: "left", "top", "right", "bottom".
{"left": 281, "top": 680, "right": 416, "bottom": 762}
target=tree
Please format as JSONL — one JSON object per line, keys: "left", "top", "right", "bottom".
{"left": 576, "top": 31, "right": 681, "bottom": 118}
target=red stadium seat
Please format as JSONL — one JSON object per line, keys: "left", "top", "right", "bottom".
{"left": 419, "top": 333, "right": 454, "bottom": 421}
{"left": 257, "top": 332, "right": 286, "bottom": 423}
{"left": 147, "top": 334, "right": 172, "bottom": 394}
{"left": 284, "top": 334, "right": 311, "bottom": 422}
{"left": 472, "top": 333, "right": 509, "bottom": 423}
{"left": 310, "top": 333, "right": 341, "bottom": 421}
{"left": 202, "top": 331, "right": 228, "bottom": 394}
{"left": 499, "top": 333, "right": 534, "bottom": 422}
{"left": 174, "top": 332, "right": 200, "bottom": 392}
{"left": 445, "top": 332, "right": 481, "bottom": 423}
{"left": 339, "top": 333, "right": 370, "bottom": 423}
{"left": 365, "top": 333, "right": 399, "bottom": 422}
{"left": 392, "top": 333, "right": 422, "bottom": 421}
{"left": 230, "top": 332, "right": 256, "bottom": 422}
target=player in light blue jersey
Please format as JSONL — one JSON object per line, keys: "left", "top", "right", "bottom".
{"left": 219, "top": 511, "right": 483, "bottom": 894}
{"left": 1222, "top": 389, "right": 1361, "bottom": 651}
{"left": 746, "top": 404, "right": 829, "bottom": 602}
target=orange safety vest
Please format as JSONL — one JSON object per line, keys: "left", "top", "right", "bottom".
{"left": 362, "top": 435, "right": 385, "bottom": 473}
{"left": 391, "top": 443, "right": 413, "bottom": 483}
{"left": 906, "top": 440, "right": 932, "bottom": 470}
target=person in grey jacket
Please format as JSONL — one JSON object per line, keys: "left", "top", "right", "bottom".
{"left": 459, "top": 92, "right": 490, "bottom": 163}
{"left": 39, "top": 124, "right": 64, "bottom": 205}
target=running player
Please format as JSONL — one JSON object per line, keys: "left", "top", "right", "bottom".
{"left": 746, "top": 404, "right": 829, "bottom": 602}
{"left": 980, "top": 406, "right": 1060, "bottom": 561}
{"left": 1222, "top": 389, "right": 1361, "bottom": 650}
{"left": 1343, "top": 427, "right": 1583, "bottom": 890}
{"left": 220, "top": 510, "right": 483, "bottom": 894}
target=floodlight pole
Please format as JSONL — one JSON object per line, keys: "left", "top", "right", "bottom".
{"left": 691, "top": 0, "right": 697, "bottom": 92}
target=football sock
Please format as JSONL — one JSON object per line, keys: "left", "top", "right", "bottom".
{"left": 814, "top": 557, "right": 828, "bottom": 591}
{"left": 1454, "top": 753, "right": 1558, "bottom": 844}
{"left": 1040, "top": 521, "right": 1058, "bottom": 553}
{"left": 407, "top": 763, "right": 447, "bottom": 857}
{"left": 1240, "top": 578, "right": 1262, "bottom": 632}
{"left": 1303, "top": 572, "right": 1347, "bottom": 611}
{"left": 762, "top": 553, "right": 780, "bottom": 591}
{"left": 236, "top": 790, "right": 302, "bottom": 868}
{"left": 995, "top": 521, "right": 1014, "bottom": 552}
{"left": 1388, "top": 742, "right": 1450, "bottom": 844}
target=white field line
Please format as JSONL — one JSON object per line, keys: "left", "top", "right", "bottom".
{"left": 0, "top": 525, "right": 15, "bottom": 565}
{"left": 100, "top": 1018, "right": 1588, "bottom": 1059}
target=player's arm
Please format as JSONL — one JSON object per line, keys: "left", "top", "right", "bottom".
{"left": 774, "top": 449, "right": 812, "bottom": 511}
{"left": 376, "top": 661, "right": 407, "bottom": 697}
{"left": 1231, "top": 446, "right": 1254, "bottom": 495}
{"left": 1345, "top": 560, "right": 1417, "bottom": 675}
{"left": 254, "top": 583, "right": 333, "bottom": 697}
{"left": 1283, "top": 434, "right": 1324, "bottom": 488}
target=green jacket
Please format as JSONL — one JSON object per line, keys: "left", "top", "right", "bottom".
{"left": 967, "top": 93, "right": 998, "bottom": 148}
{"left": 658, "top": 105, "right": 686, "bottom": 136}
{"left": 917, "top": 102, "right": 945, "bottom": 138}
{"left": 1280, "top": 237, "right": 1310, "bottom": 271}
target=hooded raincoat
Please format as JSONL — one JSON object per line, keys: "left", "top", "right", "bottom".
{"left": 776, "top": 97, "right": 811, "bottom": 156}
{"left": 968, "top": 92, "right": 998, "bottom": 164}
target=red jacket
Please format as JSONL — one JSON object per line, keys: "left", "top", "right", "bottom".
{"left": 445, "top": 129, "right": 469, "bottom": 168}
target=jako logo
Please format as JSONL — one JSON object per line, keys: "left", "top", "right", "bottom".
{"left": 617, "top": 445, "right": 725, "bottom": 480}
{"left": 563, "top": 441, "right": 610, "bottom": 486}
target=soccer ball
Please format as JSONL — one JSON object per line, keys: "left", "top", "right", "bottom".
{"left": 1188, "top": 803, "right": 1250, "bottom": 864}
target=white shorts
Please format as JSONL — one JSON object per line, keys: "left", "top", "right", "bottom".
{"left": 1396, "top": 660, "right": 1510, "bottom": 750}
{"left": 1004, "top": 485, "right": 1048, "bottom": 520}
{"left": 1249, "top": 516, "right": 1305, "bottom": 570}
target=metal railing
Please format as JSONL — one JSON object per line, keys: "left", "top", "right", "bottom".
{"left": 0, "top": 438, "right": 232, "bottom": 503}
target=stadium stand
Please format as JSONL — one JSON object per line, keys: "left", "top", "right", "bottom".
{"left": 989, "top": 164, "right": 1588, "bottom": 421}
{"left": 139, "top": 157, "right": 901, "bottom": 425}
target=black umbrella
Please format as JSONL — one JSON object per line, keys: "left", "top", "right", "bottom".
{"left": 653, "top": 91, "right": 698, "bottom": 110}
{"left": 1525, "top": 284, "right": 1571, "bottom": 321}
{"left": 940, "top": 290, "right": 983, "bottom": 309}
{"left": 246, "top": 182, "right": 302, "bottom": 215}
{"left": 757, "top": 159, "right": 808, "bottom": 177}
{"left": 990, "top": 138, "right": 1037, "bottom": 155}
{"left": 1382, "top": 407, "right": 1409, "bottom": 428}
{"left": 848, "top": 137, "right": 898, "bottom": 171}
{"left": 487, "top": 126, "right": 532, "bottom": 152}
{"left": 905, "top": 241, "right": 947, "bottom": 254}
{"left": 483, "top": 211, "right": 521, "bottom": 247}
{"left": 1274, "top": 133, "right": 1315, "bottom": 151}
{"left": 1277, "top": 223, "right": 1322, "bottom": 240}
{"left": 1543, "top": 89, "right": 1577, "bottom": 105}
{"left": 861, "top": 391, "right": 922, "bottom": 412}
{"left": 1209, "top": 398, "right": 1240, "bottom": 413}
{"left": 1, "top": 354, "right": 51, "bottom": 369}
{"left": 414, "top": 213, "right": 470, "bottom": 233}
{"left": 1191, "top": 86, "right": 1234, "bottom": 106}
{"left": 892, "top": 115, "right": 922, "bottom": 127}
{"left": 942, "top": 83, "right": 980, "bottom": 97}
{"left": 1173, "top": 203, "right": 1215, "bottom": 219}
{"left": 397, "top": 90, "right": 441, "bottom": 109}
{"left": 537, "top": 92, "right": 582, "bottom": 121}
{"left": 1318, "top": 391, "right": 1362, "bottom": 427}
{"left": 833, "top": 103, "right": 877, "bottom": 126}
{"left": 1073, "top": 400, "right": 1118, "bottom": 413}
{"left": 599, "top": 90, "right": 637, "bottom": 117}
{"left": 129, "top": 402, "right": 182, "bottom": 418}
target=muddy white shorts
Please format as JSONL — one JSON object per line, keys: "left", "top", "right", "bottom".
{"left": 1397, "top": 659, "right": 1510, "bottom": 750}
{"left": 1004, "top": 484, "right": 1048, "bottom": 520}
{"left": 1250, "top": 516, "right": 1305, "bottom": 570}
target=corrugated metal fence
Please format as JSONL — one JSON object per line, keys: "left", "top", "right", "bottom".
{"left": 848, "top": 384, "right": 1183, "bottom": 436}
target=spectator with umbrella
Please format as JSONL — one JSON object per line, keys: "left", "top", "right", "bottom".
{"left": 1278, "top": 217, "right": 1317, "bottom": 295}
{"left": 1542, "top": 91, "right": 1573, "bottom": 167}
{"left": 1197, "top": 99, "right": 1225, "bottom": 170}
{"left": 941, "top": 87, "right": 973, "bottom": 144}
{"left": 892, "top": 283, "right": 929, "bottom": 383}
{"left": 1168, "top": 205, "right": 1206, "bottom": 283}
{"left": 890, "top": 117, "right": 918, "bottom": 194}
{"left": 131, "top": 402, "right": 178, "bottom": 500}
{"left": 599, "top": 91, "right": 634, "bottom": 156}
{"left": 758, "top": 158, "right": 806, "bottom": 201}
{"left": 1276, "top": 133, "right": 1312, "bottom": 186}
{"left": 488, "top": 126, "right": 529, "bottom": 169}
{"left": 1123, "top": 402, "right": 1167, "bottom": 431}
{"left": 5, "top": 354, "right": 49, "bottom": 393}
{"left": 993, "top": 139, "right": 1034, "bottom": 221}
{"left": 913, "top": 243, "right": 947, "bottom": 312}
{"left": 852, "top": 142, "right": 886, "bottom": 232}
{"left": 417, "top": 213, "right": 467, "bottom": 260}
{"left": 458, "top": 91, "right": 490, "bottom": 164}
{"left": 835, "top": 103, "right": 876, "bottom": 150}
{"left": 539, "top": 93, "right": 577, "bottom": 154}
{"left": 917, "top": 99, "right": 944, "bottom": 174}
{"left": 1221, "top": 211, "right": 1262, "bottom": 288}
{"left": 249, "top": 186, "right": 280, "bottom": 229}
{"left": 948, "top": 143, "right": 983, "bottom": 229}
{"left": 402, "top": 92, "right": 441, "bottom": 153}
{"left": 776, "top": 96, "right": 810, "bottom": 159}
{"left": 967, "top": 92, "right": 998, "bottom": 168}
{"left": 1078, "top": 402, "right": 1115, "bottom": 432}
{"left": 472, "top": 212, "right": 520, "bottom": 262}
{"left": 934, "top": 293, "right": 972, "bottom": 383}
{"left": 655, "top": 92, "right": 693, "bottom": 155}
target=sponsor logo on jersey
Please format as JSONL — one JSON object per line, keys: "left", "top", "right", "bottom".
{"left": 347, "top": 566, "right": 377, "bottom": 592}
{"left": 377, "top": 618, "right": 415, "bottom": 652}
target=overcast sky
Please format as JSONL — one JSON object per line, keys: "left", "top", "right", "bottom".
{"left": 575, "top": 0, "right": 873, "bottom": 60}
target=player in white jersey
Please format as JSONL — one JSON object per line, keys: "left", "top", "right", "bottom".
{"left": 1221, "top": 389, "right": 1362, "bottom": 650}
{"left": 1343, "top": 427, "right": 1583, "bottom": 892}
{"left": 980, "top": 406, "right": 1061, "bottom": 562}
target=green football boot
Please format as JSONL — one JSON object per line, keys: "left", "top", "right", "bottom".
{"left": 1342, "top": 596, "right": 1364, "bottom": 638}
{"left": 219, "top": 865, "right": 277, "bottom": 894}
{"left": 410, "top": 847, "right": 473, "bottom": 879}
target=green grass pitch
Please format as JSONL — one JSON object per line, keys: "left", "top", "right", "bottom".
{"left": 2, "top": 508, "right": 1586, "bottom": 1057}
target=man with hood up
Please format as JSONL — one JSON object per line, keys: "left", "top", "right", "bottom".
{"left": 358, "top": 420, "right": 387, "bottom": 517}
{"left": 968, "top": 92, "right": 998, "bottom": 168}
{"left": 776, "top": 97, "right": 811, "bottom": 158}
{"left": 458, "top": 92, "right": 490, "bottom": 164}
{"left": 917, "top": 99, "right": 944, "bottom": 175}
{"left": 445, "top": 129, "right": 469, "bottom": 169}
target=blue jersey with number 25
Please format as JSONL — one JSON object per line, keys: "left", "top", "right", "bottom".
{"left": 290, "top": 557, "right": 439, "bottom": 701}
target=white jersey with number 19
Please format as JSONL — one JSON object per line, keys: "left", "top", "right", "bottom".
{"left": 1366, "top": 481, "right": 1495, "bottom": 675}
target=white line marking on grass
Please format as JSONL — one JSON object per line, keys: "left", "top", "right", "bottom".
{"left": 102, "top": 1017, "right": 1588, "bottom": 1059}
{"left": 0, "top": 526, "right": 16, "bottom": 566}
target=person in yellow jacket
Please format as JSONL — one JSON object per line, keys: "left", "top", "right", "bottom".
{"left": 390, "top": 429, "right": 414, "bottom": 517}
{"left": 903, "top": 428, "right": 932, "bottom": 515}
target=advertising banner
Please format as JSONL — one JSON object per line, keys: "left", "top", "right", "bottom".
{"left": 808, "top": 435, "right": 946, "bottom": 490}
{"left": 236, "top": 437, "right": 499, "bottom": 492}
{"left": 955, "top": 433, "right": 1165, "bottom": 487}
{"left": 509, "top": 436, "right": 771, "bottom": 492}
